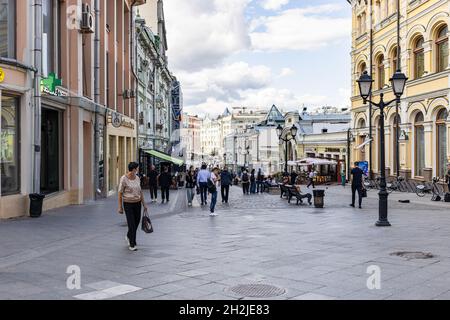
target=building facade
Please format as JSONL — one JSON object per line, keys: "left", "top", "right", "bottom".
{"left": 0, "top": 0, "right": 146, "bottom": 219}
{"left": 350, "top": 0, "right": 450, "bottom": 182}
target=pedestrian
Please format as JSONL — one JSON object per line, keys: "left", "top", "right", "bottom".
{"left": 290, "top": 170, "right": 298, "bottom": 185}
{"left": 250, "top": 169, "right": 256, "bottom": 194}
{"left": 241, "top": 170, "right": 250, "bottom": 194}
{"left": 158, "top": 166, "right": 172, "bottom": 204}
{"left": 148, "top": 165, "right": 158, "bottom": 202}
{"left": 118, "top": 162, "right": 148, "bottom": 251}
{"left": 350, "top": 162, "right": 365, "bottom": 209}
{"left": 256, "top": 168, "right": 264, "bottom": 193}
{"left": 307, "top": 169, "right": 315, "bottom": 189}
{"left": 341, "top": 169, "right": 347, "bottom": 188}
{"left": 197, "top": 163, "right": 211, "bottom": 205}
{"left": 186, "top": 165, "right": 197, "bottom": 206}
{"left": 209, "top": 167, "right": 220, "bottom": 216}
{"left": 220, "top": 167, "right": 232, "bottom": 203}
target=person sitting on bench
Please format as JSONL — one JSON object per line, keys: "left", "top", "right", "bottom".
{"left": 290, "top": 184, "right": 312, "bottom": 205}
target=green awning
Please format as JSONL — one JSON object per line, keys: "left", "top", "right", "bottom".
{"left": 144, "top": 150, "right": 184, "bottom": 166}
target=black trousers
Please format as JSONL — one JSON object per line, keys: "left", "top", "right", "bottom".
{"left": 124, "top": 202, "right": 141, "bottom": 247}
{"left": 242, "top": 183, "right": 249, "bottom": 194}
{"left": 161, "top": 186, "right": 170, "bottom": 201}
{"left": 149, "top": 184, "right": 158, "bottom": 200}
{"left": 221, "top": 185, "right": 230, "bottom": 202}
{"left": 199, "top": 182, "right": 208, "bottom": 204}
{"left": 352, "top": 185, "right": 362, "bottom": 207}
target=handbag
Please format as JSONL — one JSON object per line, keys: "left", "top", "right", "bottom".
{"left": 141, "top": 208, "right": 153, "bottom": 234}
{"left": 361, "top": 188, "right": 367, "bottom": 198}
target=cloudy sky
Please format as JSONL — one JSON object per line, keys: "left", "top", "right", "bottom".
{"left": 164, "top": 0, "right": 352, "bottom": 117}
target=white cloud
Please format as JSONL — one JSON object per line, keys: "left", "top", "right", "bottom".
{"left": 250, "top": 4, "right": 351, "bottom": 51}
{"left": 261, "top": 0, "right": 290, "bottom": 10}
{"left": 165, "top": 0, "right": 251, "bottom": 71}
{"left": 278, "top": 67, "right": 294, "bottom": 77}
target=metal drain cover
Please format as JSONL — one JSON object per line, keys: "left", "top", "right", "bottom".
{"left": 228, "top": 284, "right": 285, "bottom": 298}
{"left": 390, "top": 251, "right": 435, "bottom": 259}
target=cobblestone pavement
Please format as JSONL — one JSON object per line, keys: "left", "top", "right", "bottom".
{"left": 1, "top": 184, "right": 450, "bottom": 300}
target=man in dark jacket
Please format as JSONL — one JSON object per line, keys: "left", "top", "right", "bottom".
{"left": 148, "top": 165, "right": 159, "bottom": 202}
{"left": 158, "top": 166, "right": 172, "bottom": 204}
{"left": 290, "top": 170, "right": 298, "bottom": 185}
{"left": 220, "top": 167, "right": 232, "bottom": 203}
{"left": 350, "top": 162, "right": 365, "bottom": 209}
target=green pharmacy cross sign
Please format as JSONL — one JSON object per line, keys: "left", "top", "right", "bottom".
{"left": 41, "top": 73, "right": 67, "bottom": 97}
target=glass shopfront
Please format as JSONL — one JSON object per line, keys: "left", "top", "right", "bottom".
{"left": 1, "top": 96, "right": 20, "bottom": 195}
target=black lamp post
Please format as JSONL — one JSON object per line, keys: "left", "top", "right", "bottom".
{"left": 277, "top": 124, "right": 298, "bottom": 175}
{"left": 357, "top": 69, "right": 407, "bottom": 227}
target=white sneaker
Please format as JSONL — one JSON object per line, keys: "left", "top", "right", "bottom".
{"left": 210, "top": 212, "right": 218, "bottom": 217}
{"left": 129, "top": 246, "right": 137, "bottom": 251}
{"left": 125, "top": 236, "right": 130, "bottom": 246}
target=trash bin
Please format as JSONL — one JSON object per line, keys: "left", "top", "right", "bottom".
{"left": 29, "top": 194, "right": 45, "bottom": 218}
{"left": 312, "top": 189, "right": 325, "bottom": 208}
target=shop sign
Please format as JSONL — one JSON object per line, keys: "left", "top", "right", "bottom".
{"left": 325, "top": 148, "right": 341, "bottom": 153}
{"left": 0, "top": 67, "right": 5, "bottom": 83}
{"left": 41, "top": 73, "right": 68, "bottom": 97}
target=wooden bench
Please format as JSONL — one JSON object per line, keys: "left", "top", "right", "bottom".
{"left": 287, "top": 186, "right": 312, "bottom": 205}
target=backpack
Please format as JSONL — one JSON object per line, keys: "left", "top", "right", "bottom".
{"left": 242, "top": 173, "right": 249, "bottom": 183}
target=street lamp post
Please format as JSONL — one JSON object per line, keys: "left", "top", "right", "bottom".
{"left": 357, "top": 70, "right": 407, "bottom": 227}
{"left": 276, "top": 124, "right": 298, "bottom": 175}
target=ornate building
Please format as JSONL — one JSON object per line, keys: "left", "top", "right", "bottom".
{"left": 350, "top": 0, "right": 450, "bottom": 182}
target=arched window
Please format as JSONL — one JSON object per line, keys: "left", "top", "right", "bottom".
{"left": 414, "top": 37, "right": 425, "bottom": 79}
{"left": 358, "top": 118, "right": 366, "bottom": 129}
{"left": 436, "top": 109, "right": 448, "bottom": 178}
{"left": 436, "top": 26, "right": 448, "bottom": 73}
{"left": 377, "top": 55, "right": 385, "bottom": 89}
{"left": 414, "top": 112, "right": 425, "bottom": 177}
{"left": 391, "top": 47, "right": 398, "bottom": 73}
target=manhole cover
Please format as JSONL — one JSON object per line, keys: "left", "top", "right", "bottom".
{"left": 390, "top": 251, "right": 435, "bottom": 259}
{"left": 227, "top": 284, "right": 285, "bottom": 298}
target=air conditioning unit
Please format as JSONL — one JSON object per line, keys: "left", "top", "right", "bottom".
{"left": 80, "top": 3, "right": 94, "bottom": 34}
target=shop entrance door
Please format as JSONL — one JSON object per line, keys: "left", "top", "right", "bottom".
{"left": 41, "top": 107, "right": 62, "bottom": 194}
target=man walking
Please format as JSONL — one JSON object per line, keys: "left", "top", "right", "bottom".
{"left": 350, "top": 162, "right": 364, "bottom": 209}
{"left": 307, "top": 169, "right": 315, "bottom": 189}
{"left": 197, "top": 163, "right": 211, "bottom": 206}
{"left": 241, "top": 170, "right": 250, "bottom": 195}
{"left": 209, "top": 167, "right": 220, "bottom": 216}
{"left": 158, "top": 166, "right": 172, "bottom": 204}
{"left": 220, "top": 167, "right": 232, "bottom": 203}
{"left": 148, "top": 165, "right": 158, "bottom": 202}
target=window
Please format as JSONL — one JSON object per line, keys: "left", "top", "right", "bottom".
{"left": 0, "top": 0, "right": 15, "bottom": 58}
{"left": 436, "top": 26, "right": 448, "bottom": 73}
{"left": 414, "top": 112, "right": 425, "bottom": 177}
{"left": 436, "top": 109, "right": 448, "bottom": 178}
{"left": 391, "top": 47, "right": 398, "bottom": 73}
{"left": 377, "top": 55, "right": 385, "bottom": 89}
{"left": 1, "top": 96, "right": 20, "bottom": 195}
{"left": 414, "top": 37, "right": 425, "bottom": 79}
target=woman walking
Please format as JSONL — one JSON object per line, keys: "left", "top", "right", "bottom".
{"left": 250, "top": 169, "right": 256, "bottom": 194}
{"left": 118, "top": 162, "right": 148, "bottom": 251}
{"left": 209, "top": 167, "right": 220, "bottom": 216}
{"left": 186, "top": 166, "right": 197, "bottom": 206}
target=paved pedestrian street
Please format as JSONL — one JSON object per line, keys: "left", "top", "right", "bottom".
{"left": 1, "top": 185, "right": 450, "bottom": 300}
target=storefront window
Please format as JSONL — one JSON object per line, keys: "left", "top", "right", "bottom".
{"left": 415, "top": 112, "right": 425, "bottom": 177}
{"left": 0, "top": 0, "right": 15, "bottom": 58}
{"left": 1, "top": 96, "right": 20, "bottom": 195}
{"left": 436, "top": 109, "right": 448, "bottom": 178}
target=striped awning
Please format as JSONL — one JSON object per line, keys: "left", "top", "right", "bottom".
{"left": 144, "top": 150, "right": 184, "bottom": 166}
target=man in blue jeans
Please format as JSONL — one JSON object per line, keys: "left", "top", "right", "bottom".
{"left": 197, "top": 163, "right": 210, "bottom": 206}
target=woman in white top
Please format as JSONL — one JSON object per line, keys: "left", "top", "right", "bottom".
{"left": 118, "top": 162, "right": 148, "bottom": 251}
{"left": 209, "top": 167, "right": 220, "bottom": 216}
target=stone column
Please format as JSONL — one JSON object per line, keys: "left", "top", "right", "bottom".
{"left": 423, "top": 41, "right": 432, "bottom": 77}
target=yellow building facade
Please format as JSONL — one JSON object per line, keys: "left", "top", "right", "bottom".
{"left": 350, "top": 0, "right": 450, "bottom": 183}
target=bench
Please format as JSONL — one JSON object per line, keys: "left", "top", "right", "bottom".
{"left": 287, "top": 186, "right": 312, "bottom": 205}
